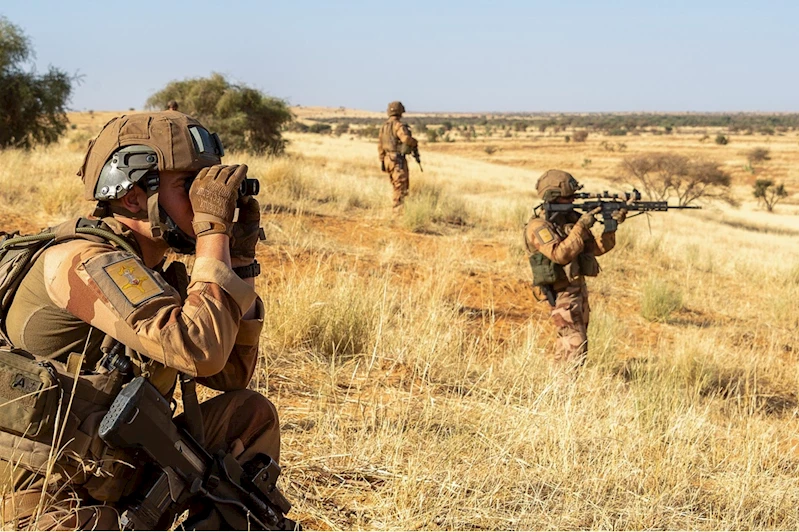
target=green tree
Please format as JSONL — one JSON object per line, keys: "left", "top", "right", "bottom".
{"left": 753, "top": 179, "right": 788, "bottom": 212}
{"left": 0, "top": 17, "right": 73, "bottom": 149}
{"left": 146, "top": 73, "right": 292, "bottom": 155}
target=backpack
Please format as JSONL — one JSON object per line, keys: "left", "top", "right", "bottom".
{"left": 0, "top": 218, "right": 139, "bottom": 502}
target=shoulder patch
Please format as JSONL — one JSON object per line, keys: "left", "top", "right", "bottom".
{"left": 535, "top": 227, "right": 555, "bottom": 245}
{"left": 104, "top": 257, "right": 164, "bottom": 305}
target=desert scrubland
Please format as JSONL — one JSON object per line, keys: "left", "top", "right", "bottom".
{"left": 1, "top": 110, "right": 798, "bottom": 529}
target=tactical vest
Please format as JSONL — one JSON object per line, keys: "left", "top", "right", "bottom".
{"left": 0, "top": 218, "right": 145, "bottom": 501}
{"left": 524, "top": 217, "right": 600, "bottom": 288}
{"left": 379, "top": 119, "right": 399, "bottom": 154}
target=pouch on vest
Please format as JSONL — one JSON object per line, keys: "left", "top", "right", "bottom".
{"left": 528, "top": 252, "right": 566, "bottom": 286}
{"left": 0, "top": 347, "right": 60, "bottom": 440}
{"left": 578, "top": 253, "right": 600, "bottom": 277}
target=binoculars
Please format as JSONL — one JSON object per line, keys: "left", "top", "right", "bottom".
{"left": 239, "top": 178, "right": 259, "bottom": 197}
{"left": 184, "top": 177, "right": 260, "bottom": 198}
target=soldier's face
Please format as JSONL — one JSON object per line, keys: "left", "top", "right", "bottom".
{"left": 159, "top": 171, "right": 197, "bottom": 237}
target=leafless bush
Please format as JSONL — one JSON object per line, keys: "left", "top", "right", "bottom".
{"left": 746, "top": 147, "right": 771, "bottom": 164}
{"left": 753, "top": 179, "right": 788, "bottom": 212}
{"left": 620, "top": 153, "right": 735, "bottom": 206}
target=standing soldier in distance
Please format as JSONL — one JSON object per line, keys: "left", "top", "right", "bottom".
{"left": 523, "top": 170, "right": 626, "bottom": 367}
{"left": 378, "top": 101, "right": 418, "bottom": 210}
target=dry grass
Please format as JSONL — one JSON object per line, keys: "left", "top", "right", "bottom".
{"left": 2, "top": 112, "right": 799, "bottom": 530}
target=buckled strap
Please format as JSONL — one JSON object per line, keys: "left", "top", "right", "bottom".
{"left": 147, "top": 192, "right": 162, "bottom": 238}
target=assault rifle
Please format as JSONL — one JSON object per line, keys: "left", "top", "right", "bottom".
{"left": 411, "top": 147, "right": 423, "bottom": 172}
{"left": 535, "top": 189, "right": 701, "bottom": 232}
{"left": 99, "top": 377, "right": 298, "bottom": 531}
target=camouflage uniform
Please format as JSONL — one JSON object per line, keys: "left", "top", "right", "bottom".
{"left": 523, "top": 170, "right": 618, "bottom": 365}
{"left": 378, "top": 101, "right": 417, "bottom": 208}
{"left": 0, "top": 113, "right": 278, "bottom": 530}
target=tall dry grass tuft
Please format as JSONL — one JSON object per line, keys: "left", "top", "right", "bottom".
{"left": 260, "top": 260, "right": 385, "bottom": 360}
{"left": 640, "top": 277, "right": 684, "bottom": 322}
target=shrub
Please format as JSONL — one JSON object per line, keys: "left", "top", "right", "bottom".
{"left": 355, "top": 125, "right": 380, "bottom": 139}
{"left": 288, "top": 122, "right": 309, "bottom": 133}
{"left": 484, "top": 145, "right": 497, "bottom": 155}
{"left": 426, "top": 128, "right": 439, "bottom": 143}
{"left": 753, "top": 179, "right": 788, "bottom": 212}
{"left": 146, "top": 72, "right": 292, "bottom": 154}
{"left": 620, "top": 153, "right": 734, "bottom": 206}
{"left": 308, "top": 123, "right": 332, "bottom": 134}
{"left": 714, "top": 134, "right": 728, "bottom": 145}
{"left": 0, "top": 17, "right": 73, "bottom": 149}
{"left": 641, "top": 279, "right": 683, "bottom": 322}
{"left": 746, "top": 147, "right": 770, "bottom": 165}
{"left": 572, "top": 130, "right": 589, "bottom": 142}
{"left": 333, "top": 123, "right": 349, "bottom": 136}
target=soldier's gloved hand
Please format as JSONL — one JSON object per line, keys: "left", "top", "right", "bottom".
{"left": 189, "top": 164, "right": 248, "bottom": 237}
{"left": 611, "top": 208, "right": 628, "bottom": 224}
{"left": 230, "top": 196, "right": 263, "bottom": 262}
{"left": 576, "top": 207, "right": 601, "bottom": 230}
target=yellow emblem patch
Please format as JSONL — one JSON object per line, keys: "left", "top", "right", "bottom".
{"left": 104, "top": 258, "right": 163, "bottom": 306}
{"left": 536, "top": 227, "right": 555, "bottom": 245}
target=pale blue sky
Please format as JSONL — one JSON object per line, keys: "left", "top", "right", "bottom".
{"left": 3, "top": 0, "right": 797, "bottom": 112}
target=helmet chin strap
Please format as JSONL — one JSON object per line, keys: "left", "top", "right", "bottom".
{"left": 161, "top": 209, "right": 197, "bottom": 254}
{"left": 147, "top": 191, "right": 165, "bottom": 239}
{"left": 143, "top": 173, "right": 196, "bottom": 254}
{"left": 94, "top": 189, "right": 197, "bottom": 254}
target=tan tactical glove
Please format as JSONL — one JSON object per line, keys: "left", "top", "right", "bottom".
{"left": 230, "top": 196, "right": 263, "bottom": 262}
{"left": 612, "top": 208, "right": 627, "bottom": 224}
{"left": 576, "top": 207, "right": 601, "bottom": 230}
{"left": 189, "top": 164, "right": 248, "bottom": 237}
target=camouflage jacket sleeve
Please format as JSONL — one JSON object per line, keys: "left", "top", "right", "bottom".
{"left": 583, "top": 230, "right": 616, "bottom": 257}
{"left": 42, "top": 240, "right": 256, "bottom": 378}
{"left": 393, "top": 121, "right": 418, "bottom": 149}
{"left": 524, "top": 218, "right": 588, "bottom": 265}
{"left": 196, "top": 297, "right": 264, "bottom": 391}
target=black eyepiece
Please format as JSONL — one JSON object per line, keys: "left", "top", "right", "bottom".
{"left": 239, "top": 178, "right": 259, "bottom": 197}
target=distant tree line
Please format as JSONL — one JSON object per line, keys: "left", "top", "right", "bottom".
{"left": 309, "top": 113, "right": 799, "bottom": 136}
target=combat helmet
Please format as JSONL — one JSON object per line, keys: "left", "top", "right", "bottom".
{"left": 78, "top": 111, "right": 224, "bottom": 251}
{"left": 387, "top": 101, "right": 405, "bottom": 117}
{"left": 535, "top": 169, "right": 583, "bottom": 202}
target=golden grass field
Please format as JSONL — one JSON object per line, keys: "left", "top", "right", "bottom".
{"left": 1, "top": 109, "right": 798, "bottom": 529}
